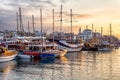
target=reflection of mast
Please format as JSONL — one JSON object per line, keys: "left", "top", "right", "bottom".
{"left": 100, "top": 52, "right": 103, "bottom": 76}
{"left": 70, "top": 55, "right": 74, "bottom": 80}
{"left": 1, "top": 61, "right": 16, "bottom": 80}
{"left": 92, "top": 52, "right": 97, "bottom": 71}
{"left": 109, "top": 51, "right": 113, "bottom": 79}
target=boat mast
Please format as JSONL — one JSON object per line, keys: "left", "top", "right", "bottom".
{"left": 16, "top": 12, "right": 19, "bottom": 35}
{"left": 40, "top": 8, "right": 43, "bottom": 49}
{"left": 92, "top": 24, "right": 94, "bottom": 31}
{"left": 28, "top": 21, "right": 30, "bottom": 36}
{"left": 86, "top": 25, "right": 88, "bottom": 29}
{"left": 70, "top": 9, "right": 73, "bottom": 42}
{"left": 53, "top": 9, "right": 55, "bottom": 49}
{"left": 110, "top": 23, "right": 112, "bottom": 44}
{"left": 32, "top": 15, "right": 35, "bottom": 35}
{"left": 101, "top": 27, "right": 103, "bottom": 35}
{"left": 40, "top": 9, "right": 42, "bottom": 37}
{"left": 60, "top": 5, "right": 62, "bottom": 39}
{"left": 95, "top": 29, "right": 97, "bottom": 43}
{"left": 100, "top": 27, "right": 103, "bottom": 44}
{"left": 79, "top": 27, "right": 81, "bottom": 34}
{"left": 19, "top": 7, "right": 24, "bottom": 36}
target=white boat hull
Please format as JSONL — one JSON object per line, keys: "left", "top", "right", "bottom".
{"left": 0, "top": 54, "right": 17, "bottom": 62}
{"left": 57, "top": 40, "right": 83, "bottom": 52}
{"left": 98, "top": 48, "right": 113, "bottom": 51}
{"left": 58, "top": 45, "right": 82, "bottom": 52}
{"left": 17, "top": 55, "right": 33, "bottom": 59}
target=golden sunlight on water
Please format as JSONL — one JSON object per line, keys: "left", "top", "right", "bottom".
{"left": 0, "top": 61, "right": 17, "bottom": 80}
{"left": 0, "top": 49, "right": 120, "bottom": 80}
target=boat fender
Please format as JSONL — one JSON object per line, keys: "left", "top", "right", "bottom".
{"left": 0, "top": 48, "right": 5, "bottom": 54}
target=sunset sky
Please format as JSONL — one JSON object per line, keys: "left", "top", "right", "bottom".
{"left": 0, "top": 0, "right": 120, "bottom": 37}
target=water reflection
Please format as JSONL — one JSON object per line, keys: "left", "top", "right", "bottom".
{"left": 0, "top": 60, "right": 17, "bottom": 80}
{"left": 0, "top": 49, "right": 120, "bottom": 80}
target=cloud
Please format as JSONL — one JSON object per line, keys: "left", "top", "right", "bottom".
{"left": 0, "top": 0, "right": 120, "bottom": 34}
{"left": 60, "top": 0, "right": 70, "bottom": 3}
{"left": 75, "top": 14, "right": 93, "bottom": 19}
{"left": 65, "top": 11, "right": 93, "bottom": 19}
{"left": 20, "top": 0, "right": 57, "bottom": 8}
{"left": 2, "top": 0, "right": 57, "bottom": 11}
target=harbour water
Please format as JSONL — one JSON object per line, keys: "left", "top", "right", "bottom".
{"left": 0, "top": 49, "right": 120, "bottom": 80}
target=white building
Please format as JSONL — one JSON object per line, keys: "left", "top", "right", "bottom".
{"left": 93, "top": 32, "right": 102, "bottom": 38}
{"left": 81, "top": 29, "right": 93, "bottom": 42}
{"left": 78, "top": 29, "right": 102, "bottom": 43}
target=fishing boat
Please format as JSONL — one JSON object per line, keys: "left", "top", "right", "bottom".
{"left": 48, "top": 9, "right": 83, "bottom": 52}
{"left": 49, "top": 37, "right": 83, "bottom": 51}
{"left": 22, "top": 43, "right": 67, "bottom": 58}
{"left": 40, "top": 9, "right": 67, "bottom": 59}
{"left": 81, "top": 43, "right": 98, "bottom": 51}
{"left": 98, "top": 23, "right": 114, "bottom": 51}
{"left": 97, "top": 41, "right": 114, "bottom": 51}
{"left": 0, "top": 47, "right": 17, "bottom": 62}
{"left": 57, "top": 40, "right": 83, "bottom": 52}
{"left": 20, "top": 9, "right": 67, "bottom": 59}
{"left": 22, "top": 42, "right": 58, "bottom": 57}
{"left": 48, "top": 34, "right": 83, "bottom": 52}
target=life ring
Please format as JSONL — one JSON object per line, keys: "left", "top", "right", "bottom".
{"left": 0, "top": 47, "right": 5, "bottom": 54}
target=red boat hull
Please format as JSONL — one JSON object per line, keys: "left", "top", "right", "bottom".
{"left": 23, "top": 51, "right": 40, "bottom": 57}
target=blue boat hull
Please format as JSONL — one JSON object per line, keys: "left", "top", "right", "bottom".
{"left": 40, "top": 53, "right": 55, "bottom": 59}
